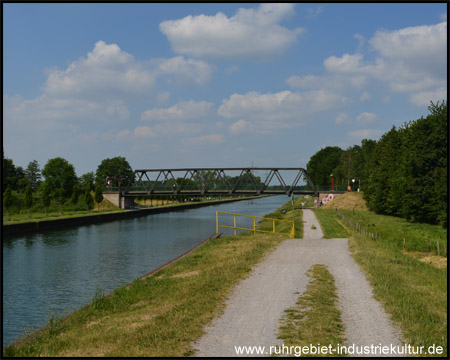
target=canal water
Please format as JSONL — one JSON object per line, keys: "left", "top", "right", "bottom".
{"left": 2, "top": 195, "right": 290, "bottom": 347}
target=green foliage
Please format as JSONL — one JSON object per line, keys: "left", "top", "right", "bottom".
{"left": 95, "top": 156, "right": 134, "bottom": 188}
{"left": 70, "top": 185, "right": 79, "bottom": 206}
{"left": 79, "top": 172, "right": 95, "bottom": 191}
{"left": 25, "top": 184, "right": 33, "bottom": 209}
{"left": 42, "top": 157, "right": 77, "bottom": 198}
{"left": 3, "top": 185, "right": 13, "bottom": 209}
{"left": 85, "top": 188, "right": 94, "bottom": 210}
{"left": 41, "top": 183, "right": 52, "bottom": 209}
{"left": 306, "top": 146, "right": 343, "bottom": 187}
{"left": 94, "top": 184, "right": 103, "bottom": 209}
{"left": 364, "top": 101, "right": 447, "bottom": 227}
{"left": 25, "top": 160, "right": 42, "bottom": 191}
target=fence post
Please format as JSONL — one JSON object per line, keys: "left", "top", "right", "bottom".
{"left": 437, "top": 241, "right": 440, "bottom": 256}
{"left": 216, "top": 211, "right": 219, "bottom": 233}
{"left": 234, "top": 215, "right": 237, "bottom": 236}
{"left": 273, "top": 219, "right": 275, "bottom": 233}
{"left": 253, "top": 217, "right": 256, "bottom": 235}
{"left": 376, "top": 232, "right": 379, "bottom": 241}
{"left": 403, "top": 238, "right": 405, "bottom": 251}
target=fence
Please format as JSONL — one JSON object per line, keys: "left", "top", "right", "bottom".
{"left": 216, "top": 211, "right": 295, "bottom": 238}
{"left": 336, "top": 210, "right": 447, "bottom": 256}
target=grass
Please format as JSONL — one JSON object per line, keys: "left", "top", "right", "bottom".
{"left": 3, "top": 197, "right": 300, "bottom": 357}
{"left": 315, "top": 195, "right": 447, "bottom": 357}
{"left": 313, "top": 209, "right": 349, "bottom": 238}
{"left": 277, "top": 264, "right": 346, "bottom": 357}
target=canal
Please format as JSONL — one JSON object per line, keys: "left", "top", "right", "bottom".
{"left": 2, "top": 195, "right": 290, "bottom": 347}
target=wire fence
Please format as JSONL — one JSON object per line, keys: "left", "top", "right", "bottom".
{"left": 335, "top": 210, "right": 447, "bottom": 257}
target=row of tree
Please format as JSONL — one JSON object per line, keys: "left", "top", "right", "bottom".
{"left": 306, "top": 101, "right": 447, "bottom": 227}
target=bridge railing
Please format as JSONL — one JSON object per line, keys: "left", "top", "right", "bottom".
{"left": 216, "top": 211, "right": 295, "bottom": 238}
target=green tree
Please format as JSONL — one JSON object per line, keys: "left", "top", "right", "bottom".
{"left": 41, "top": 182, "right": 51, "bottom": 216}
{"left": 85, "top": 187, "right": 94, "bottom": 211}
{"left": 42, "top": 157, "right": 77, "bottom": 198}
{"left": 80, "top": 172, "right": 95, "bottom": 191}
{"left": 94, "top": 184, "right": 103, "bottom": 211}
{"left": 71, "top": 184, "right": 79, "bottom": 206}
{"left": 95, "top": 157, "right": 134, "bottom": 189}
{"left": 25, "top": 160, "right": 41, "bottom": 191}
{"left": 25, "top": 183, "right": 33, "bottom": 218}
{"left": 58, "top": 187, "right": 65, "bottom": 216}
{"left": 3, "top": 185, "right": 13, "bottom": 220}
{"left": 306, "top": 146, "right": 343, "bottom": 188}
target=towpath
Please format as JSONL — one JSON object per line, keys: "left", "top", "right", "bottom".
{"left": 193, "top": 209, "right": 403, "bottom": 357}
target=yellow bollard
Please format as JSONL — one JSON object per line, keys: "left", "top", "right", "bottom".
{"left": 234, "top": 215, "right": 237, "bottom": 236}
{"left": 216, "top": 211, "right": 219, "bottom": 233}
{"left": 253, "top": 217, "right": 256, "bottom": 235}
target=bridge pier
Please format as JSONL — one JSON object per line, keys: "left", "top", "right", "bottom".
{"left": 103, "top": 192, "right": 135, "bottom": 209}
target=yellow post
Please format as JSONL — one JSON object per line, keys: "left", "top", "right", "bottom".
{"left": 216, "top": 211, "right": 219, "bottom": 233}
{"left": 273, "top": 219, "right": 275, "bottom": 233}
{"left": 253, "top": 217, "right": 256, "bottom": 234}
{"left": 234, "top": 215, "right": 237, "bottom": 236}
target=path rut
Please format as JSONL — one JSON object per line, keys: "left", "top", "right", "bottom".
{"left": 193, "top": 209, "right": 403, "bottom": 357}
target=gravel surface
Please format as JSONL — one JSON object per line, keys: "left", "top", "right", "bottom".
{"left": 193, "top": 209, "right": 403, "bottom": 357}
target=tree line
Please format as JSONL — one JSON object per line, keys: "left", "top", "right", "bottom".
{"left": 306, "top": 101, "right": 447, "bottom": 228}
{"left": 3, "top": 155, "right": 134, "bottom": 216}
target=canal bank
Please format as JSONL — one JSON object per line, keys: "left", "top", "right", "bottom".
{"left": 2, "top": 196, "right": 263, "bottom": 236}
{"left": 3, "top": 196, "right": 300, "bottom": 357}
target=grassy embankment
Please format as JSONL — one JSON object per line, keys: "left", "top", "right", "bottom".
{"left": 3, "top": 196, "right": 304, "bottom": 357}
{"left": 277, "top": 264, "right": 346, "bottom": 357}
{"left": 315, "top": 192, "right": 447, "bottom": 357}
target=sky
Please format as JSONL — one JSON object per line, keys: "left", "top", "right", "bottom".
{"left": 3, "top": 2, "right": 447, "bottom": 179}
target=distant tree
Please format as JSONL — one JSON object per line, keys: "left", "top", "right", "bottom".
{"left": 85, "top": 187, "right": 94, "bottom": 211}
{"left": 94, "top": 184, "right": 103, "bottom": 211}
{"left": 25, "top": 160, "right": 42, "bottom": 191}
{"left": 42, "top": 157, "right": 77, "bottom": 198}
{"left": 25, "top": 183, "right": 33, "bottom": 218}
{"left": 41, "top": 182, "right": 51, "bottom": 216}
{"left": 95, "top": 157, "right": 134, "bottom": 189}
{"left": 58, "top": 187, "right": 65, "bottom": 216}
{"left": 71, "top": 184, "right": 79, "bottom": 206}
{"left": 306, "top": 146, "right": 343, "bottom": 188}
{"left": 3, "top": 185, "right": 13, "bottom": 220}
{"left": 80, "top": 172, "right": 95, "bottom": 191}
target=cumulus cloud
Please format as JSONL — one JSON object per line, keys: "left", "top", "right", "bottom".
{"left": 356, "top": 112, "right": 377, "bottom": 125}
{"left": 219, "top": 89, "right": 351, "bottom": 132}
{"left": 159, "top": 3, "right": 303, "bottom": 59}
{"left": 322, "top": 21, "right": 447, "bottom": 105}
{"left": 141, "top": 100, "right": 214, "bottom": 122}
{"left": 409, "top": 87, "right": 447, "bottom": 107}
{"left": 157, "top": 56, "right": 215, "bottom": 85}
{"left": 229, "top": 119, "right": 254, "bottom": 134}
{"left": 335, "top": 112, "right": 351, "bottom": 125}
{"left": 359, "top": 91, "right": 371, "bottom": 102}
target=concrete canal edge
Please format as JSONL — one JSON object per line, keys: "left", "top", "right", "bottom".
{"left": 2, "top": 197, "right": 263, "bottom": 236}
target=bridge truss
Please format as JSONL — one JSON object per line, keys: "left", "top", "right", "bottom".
{"left": 122, "top": 168, "right": 318, "bottom": 197}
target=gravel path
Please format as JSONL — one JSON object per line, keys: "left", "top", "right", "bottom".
{"left": 193, "top": 209, "right": 403, "bottom": 357}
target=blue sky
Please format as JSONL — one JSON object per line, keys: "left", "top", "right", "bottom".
{"left": 3, "top": 3, "right": 447, "bottom": 178}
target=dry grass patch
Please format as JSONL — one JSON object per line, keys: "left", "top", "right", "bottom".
{"left": 322, "top": 192, "right": 368, "bottom": 211}
{"left": 403, "top": 250, "right": 447, "bottom": 269}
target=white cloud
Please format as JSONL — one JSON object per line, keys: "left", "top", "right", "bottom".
{"left": 229, "top": 119, "right": 254, "bottom": 134}
{"left": 133, "top": 126, "right": 156, "bottom": 139}
{"left": 158, "top": 56, "right": 215, "bottom": 85}
{"left": 359, "top": 91, "right": 371, "bottom": 102}
{"left": 218, "top": 89, "right": 351, "bottom": 133}
{"left": 348, "top": 129, "right": 383, "bottom": 139}
{"left": 335, "top": 112, "right": 351, "bottom": 125}
{"left": 141, "top": 100, "right": 214, "bottom": 122}
{"left": 356, "top": 112, "right": 377, "bottom": 125}
{"left": 409, "top": 87, "right": 447, "bottom": 107}
{"left": 159, "top": 3, "right": 303, "bottom": 59}
{"left": 44, "top": 41, "right": 155, "bottom": 100}
{"left": 323, "top": 21, "right": 447, "bottom": 106}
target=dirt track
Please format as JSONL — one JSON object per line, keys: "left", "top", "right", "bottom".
{"left": 193, "top": 209, "right": 403, "bottom": 357}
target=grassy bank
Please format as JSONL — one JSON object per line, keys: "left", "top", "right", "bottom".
{"left": 3, "top": 197, "right": 301, "bottom": 357}
{"left": 315, "top": 193, "right": 447, "bottom": 357}
{"left": 277, "top": 264, "right": 346, "bottom": 357}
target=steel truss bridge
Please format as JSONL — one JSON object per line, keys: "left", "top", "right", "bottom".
{"left": 122, "top": 168, "right": 318, "bottom": 197}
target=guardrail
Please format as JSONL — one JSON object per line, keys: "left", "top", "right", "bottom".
{"left": 216, "top": 211, "right": 295, "bottom": 238}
